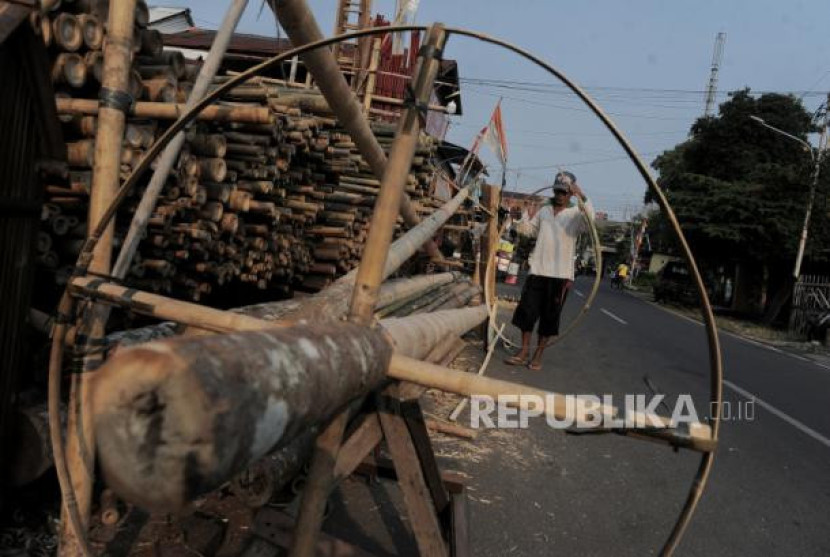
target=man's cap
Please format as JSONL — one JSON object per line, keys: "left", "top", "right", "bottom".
{"left": 553, "top": 171, "right": 576, "bottom": 190}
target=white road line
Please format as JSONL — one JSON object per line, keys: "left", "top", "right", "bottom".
{"left": 644, "top": 299, "right": 827, "bottom": 368}
{"left": 601, "top": 308, "right": 628, "bottom": 325}
{"left": 574, "top": 289, "right": 585, "bottom": 298}
{"left": 723, "top": 379, "right": 830, "bottom": 450}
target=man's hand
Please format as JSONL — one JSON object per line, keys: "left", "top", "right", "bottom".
{"left": 569, "top": 181, "right": 587, "bottom": 202}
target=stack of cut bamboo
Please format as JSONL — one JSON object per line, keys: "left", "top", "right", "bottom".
{"left": 37, "top": 0, "right": 471, "bottom": 302}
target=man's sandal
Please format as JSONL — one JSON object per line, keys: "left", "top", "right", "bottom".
{"left": 504, "top": 355, "right": 526, "bottom": 366}
{"left": 527, "top": 362, "right": 543, "bottom": 371}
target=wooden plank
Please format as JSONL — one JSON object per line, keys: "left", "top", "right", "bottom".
{"left": 449, "top": 492, "right": 470, "bottom": 557}
{"left": 333, "top": 413, "right": 382, "bottom": 479}
{"left": 377, "top": 392, "right": 448, "bottom": 557}
{"left": 399, "top": 398, "right": 450, "bottom": 513}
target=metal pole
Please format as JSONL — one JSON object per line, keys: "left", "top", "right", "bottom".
{"left": 112, "top": 0, "right": 250, "bottom": 280}
{"left": 61, "top": 2, "right": 136, "bottom": 554}
{"left": 793, "top": 98, "right": 829, "bottom": 279}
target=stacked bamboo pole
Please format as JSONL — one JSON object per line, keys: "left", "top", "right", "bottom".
{"left": 38, "top": 2, "right": 474, "bottom": 305}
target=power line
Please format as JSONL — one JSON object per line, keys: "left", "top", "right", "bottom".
{"left": 464, "top": 88, "right": 697, "bottom": 121}
{"left": 505, "top": 151, "right": 663, "bottom": 171}
{"left": 460, "top": 77, "right": 829, "bottom": 99}
{"left": 451, "top": 122, "right": 688, "bottom": 137}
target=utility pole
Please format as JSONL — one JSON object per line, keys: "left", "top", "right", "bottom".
{"left": 703, "top": 32, "right": 726, "bottom": 117}
{"left": 630, "top": 216, "right": 648, "bottom": 278}
{"left": 793, "top": 94, "right": 830, "bottom": 279}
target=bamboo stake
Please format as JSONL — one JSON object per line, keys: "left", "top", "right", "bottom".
{"left": 60, "top": 2, "right": 136, "bottom": 554}
{"left": 348, "top": 24, "right": 448, "bottom": 324}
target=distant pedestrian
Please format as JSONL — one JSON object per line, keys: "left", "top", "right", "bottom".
{"left": 505, "top": 171, "right": 594, "bottom": 370}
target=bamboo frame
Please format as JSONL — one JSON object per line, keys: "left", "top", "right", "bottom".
{"left": 60, "top": 2, "right": 136, "bottom": 555}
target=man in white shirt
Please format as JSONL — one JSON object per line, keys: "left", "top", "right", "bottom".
{"left": 505, "top": 171, "right": 593, "bottom": 370}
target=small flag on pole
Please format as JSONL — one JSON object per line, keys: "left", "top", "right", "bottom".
{"left": 480, "top": 100, "right": 508, "bottom": 170}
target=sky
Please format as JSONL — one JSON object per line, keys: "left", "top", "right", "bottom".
{"left": 173, "top": 0, "right": 830, "bottom": 220}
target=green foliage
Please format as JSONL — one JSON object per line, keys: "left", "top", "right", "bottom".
{"left": 632, "top": 271, "right": 657, "bottom": 292}
{"left": 649, "top": 89, "right": 830, "bottom": 267}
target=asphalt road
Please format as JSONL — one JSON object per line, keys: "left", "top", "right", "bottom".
{"left": 449, "top": 276, "right": 830, "bottom": 556}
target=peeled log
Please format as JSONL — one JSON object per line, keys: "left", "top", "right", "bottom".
{"left": 380, "top": 305, "right": 488, "bottom": 360}
{"left": 92, "top": 322, "right": 392, "bottom": 512}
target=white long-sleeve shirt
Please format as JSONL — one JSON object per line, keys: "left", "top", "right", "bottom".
{"left": 516, "top": 199, "right": 594, "bottom": 280}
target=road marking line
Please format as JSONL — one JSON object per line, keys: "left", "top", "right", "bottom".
{"left": 601, "top": 308, "right": 628, "bottom": 325}
{"left": 641, "top": 299, "right": 827, "bottom": 368}
{"left": 723, "top": 379, "right": 830, "bottom": 449}
{"left": 574, "top": 289, "right": 585, "bottom": 298}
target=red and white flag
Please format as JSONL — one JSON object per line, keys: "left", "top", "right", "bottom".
{"left": 480, "top": 100, "right": 508, "bottom": 170}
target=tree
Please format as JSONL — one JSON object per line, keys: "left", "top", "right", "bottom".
{"left": 649, "top": 89, "right": 830, "bottom": 316}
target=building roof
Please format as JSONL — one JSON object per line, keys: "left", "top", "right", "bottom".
{"left": 148, "top": 6, "right": 195, "bottom": 34}
{"left": 162, "top": 28, "right": 296, "bottom": 58}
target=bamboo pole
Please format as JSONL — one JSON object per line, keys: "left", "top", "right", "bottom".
{"left": 381, "top": 185, "right": 469, "bottom": 282}
{"left": 362, "top": 38, "right": 381, "bottom": 112}
{"left": 55, "top": 97, "right": 274, "bottom": 124}
{"left": 60, "top": 2, "right": 136, "bottom": 555}
{"left": 387, "top": 355, "right": 716, "bottom": 453}
{"left": 112, "top": 0, "right": 249, "bottom": 281}
{"left": 349, "top": 24, "right": 448, "bottom": 324}
{"left": 68, "top": 276, "right": 281, "bottom": 333}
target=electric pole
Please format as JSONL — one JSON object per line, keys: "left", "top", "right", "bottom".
{"left": 793, "top": 94, "right": 830, "bottom": 279}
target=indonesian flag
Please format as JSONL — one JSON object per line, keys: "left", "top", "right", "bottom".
{"left": 480, "top": 101, "right": 508, "bottom": 170}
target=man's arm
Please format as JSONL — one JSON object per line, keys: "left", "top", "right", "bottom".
{"left": 569, "top": 182, "right": 594, "bottom": 233}
{"left": 515, "top": 199, "right": 542, "bottom": 237}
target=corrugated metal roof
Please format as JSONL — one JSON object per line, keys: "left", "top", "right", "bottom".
{"left": 148, "top": 6, "right": 194, "bottom": 33}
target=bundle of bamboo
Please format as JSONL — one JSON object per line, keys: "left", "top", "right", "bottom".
{"left": 38, "top": 1, "right": 474, "bottom": 303}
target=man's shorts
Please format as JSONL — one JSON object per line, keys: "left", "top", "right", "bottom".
{"left": 511, "top": 274, "right": 571, "bottom": 336}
